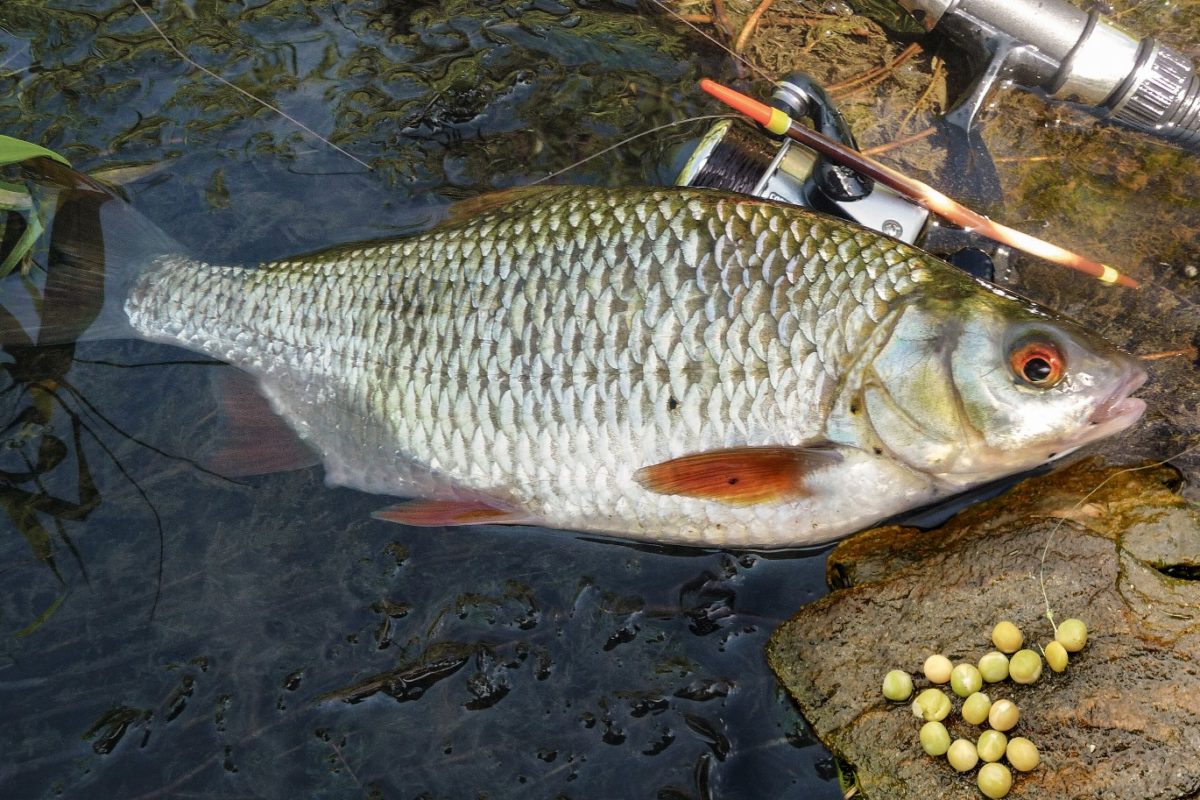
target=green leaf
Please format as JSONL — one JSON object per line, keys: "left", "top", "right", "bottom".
{"left": 0, "top": 212, "right": 42, "bottom": 278}
{"left": 0, "top": 179, "right": 33, "bottom": 210}
{"left": 0, "top": 177, "right": 47, "bottom": 279}
{"left": 0, "top": 135, "right": 71, "bottom": 168}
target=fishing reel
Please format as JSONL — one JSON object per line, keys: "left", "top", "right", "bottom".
{"left": 675, "top": 73, "right": 1008, "bottom": 281}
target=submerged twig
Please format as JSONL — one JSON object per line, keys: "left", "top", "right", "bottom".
{"left": 1138, "top": 347, "right": 1198, "bottom": 361}
{"left": 860, "top": 126, "right": 937, "bottom": 156}
{"left": 896, "top": 55, "right": 943, "bottom": 134}
{"left": 711, "top": 0, "right": 734, "bottom": 41}
{"left": 829, "top": 42, "right": 921, "bottom": 94}
{"left": 734, "top": 0, "right": 777, "bottom": 53}
{"left": 761, "top": 14, "right": 843, "bottom": 24}
{"left": 994, "top": 155, "right": 1059, "bottom": 164}
{"left": 650, "top": 0, "right": 774, "bottom": 84}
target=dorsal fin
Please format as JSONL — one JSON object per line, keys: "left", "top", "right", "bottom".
{"left": 248, "top": 185, "right": 567, "bottom": 274}
{"left": 433, "top": 185, "right": 565, "bottom": 230}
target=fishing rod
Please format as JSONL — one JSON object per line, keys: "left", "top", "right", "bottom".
{"left": 896, "top": 0, "right": 1200, "bottom": 153}
{"left": 687, "top": 77, "right": 1137, "bottom": 288}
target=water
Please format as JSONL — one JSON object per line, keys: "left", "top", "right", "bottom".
{"left": 0, "top": 2, "right": 844, "bottom": 797}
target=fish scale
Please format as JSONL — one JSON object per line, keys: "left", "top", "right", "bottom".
{"left": 118, "top": 184, "right": 1140, "bottom": 547}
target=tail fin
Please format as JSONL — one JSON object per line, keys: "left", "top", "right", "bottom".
{"left": 0, "top": 157, "right": 180, "bottom": 346}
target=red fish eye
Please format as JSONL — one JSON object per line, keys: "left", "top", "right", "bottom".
{"left": 1010, "top": 341, "right": 1065, "bottom": 387}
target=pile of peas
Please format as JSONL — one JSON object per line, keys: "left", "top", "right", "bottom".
{"left": 880, "top": 618, "right": 1089, "bottom": 798}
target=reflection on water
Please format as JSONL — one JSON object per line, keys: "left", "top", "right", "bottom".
{"left": 0, "top": 2, "right": 842, "bottom": 798}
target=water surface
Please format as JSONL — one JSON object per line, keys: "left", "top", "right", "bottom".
{"left": 0, "top": 2, "right": 844, "bottom": 797}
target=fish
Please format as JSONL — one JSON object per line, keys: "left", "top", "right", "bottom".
{"left": 13, "top": 181, "right": 1147, "bottom": 548}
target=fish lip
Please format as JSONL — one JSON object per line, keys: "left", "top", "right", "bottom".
{"left": 1087, "top": 363, "right": 1148, "bottom": 432}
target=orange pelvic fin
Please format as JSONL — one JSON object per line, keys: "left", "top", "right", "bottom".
{"left": 634, "top": 445, "right": 841, "bottom": 505}
{"left": 374, "top": 498, "right": 532, "bottom": 527}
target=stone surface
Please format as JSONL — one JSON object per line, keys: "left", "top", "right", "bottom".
{"left": 768, "top": 457, "right": 1200, "bottom": 800}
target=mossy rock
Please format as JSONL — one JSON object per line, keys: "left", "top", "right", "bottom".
{"left": 768, "top": 457, "right": 1200, "bottom": 800}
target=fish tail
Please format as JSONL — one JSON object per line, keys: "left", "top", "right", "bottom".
{"left": 0, "top": 157, "right": 177, "bottom": 346}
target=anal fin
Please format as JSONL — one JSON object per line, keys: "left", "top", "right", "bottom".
{"left": 206, "top": 368, "right": 320, "bottom": 476}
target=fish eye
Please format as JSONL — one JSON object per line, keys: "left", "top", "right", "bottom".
{"left": 1009, "top": 339, "right": 1066, "bottom": 388}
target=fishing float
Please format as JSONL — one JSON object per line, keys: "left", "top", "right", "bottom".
{"left": 699, "top": 78, "right": 1138, "bottom": 289}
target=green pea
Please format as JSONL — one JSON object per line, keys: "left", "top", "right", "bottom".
{"left": 1045, "top": 640, "right": 1069, "bottom": 672}
{"left": 988, "top": 698, "right": 1019, "bottom": 732}
{"left": 1009, "top": 648, "right": 1043, "bottom": 684}
{"left": 977, "top": 729, "right": 1008, "bottom": 763}
{"left": 950, "top": 663, "right": 983, "bottom": 698}
{"left": 962, "top": 692, "right": 992, "bottom": 725}
{"left": 978, "top": 762, "right": 1013, "bottom": 798}
{"left": 912, "top": 688, "right": 951, "bottom": 722}
{"left": 1056, "top": 618, "right": 1088, "bottom": 652}
{"left": 947, "top": 738, "right": 979, "bottom": 772}
{"left": 978, "top": 651, "right": 1010, "bottom": 683}
{"left": 920, "top": 720, "right": 950, "bottom": 756}
{"left": 991, "top": 621, "right": 1023, "bottom": 654}
{"left": 923, "top": 653, "right": 953, "bottom": 684}
{"left": 1007, "top": 736, "right": 1040, "bottom": 771}
{"left": 882, "top": 669, "right": 914, "bottom": 701}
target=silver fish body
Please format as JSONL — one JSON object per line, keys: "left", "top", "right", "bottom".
{"left": 124, "top": 185, "right": 1145, "bottom": 547}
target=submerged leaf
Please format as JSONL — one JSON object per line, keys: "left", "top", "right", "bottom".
{"left": 0, "top": 180, "right": 33, "bottom": 210}
{"left": 14, "top": 590, "right": 66, "bottom": 637}
{"left": 0, "top": 489, "right": 56, "bottom": 565}
{"left": 86, "top": 159, "right": 173, "bottom": 188}
{"left": 0, "top": 207, "right": 42, "bottom": 277}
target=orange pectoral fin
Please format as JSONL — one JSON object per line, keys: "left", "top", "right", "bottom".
{"left": 634, "top": 445, "right": 841, "bottom": 506}
{"left": 373, "top": 498, "right": 532, "bottom": 527}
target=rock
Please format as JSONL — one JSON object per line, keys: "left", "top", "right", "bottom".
{"left": 767, "top": 457, "right": 1200, "bottom": 800}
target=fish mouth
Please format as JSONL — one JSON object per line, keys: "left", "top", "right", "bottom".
{"left": 1085, "top": 364, "right": 1148, "bottom": 437}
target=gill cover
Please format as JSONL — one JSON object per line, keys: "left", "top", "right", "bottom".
{"left": 860, "top": 290, "right": 1145, "bottom": 483}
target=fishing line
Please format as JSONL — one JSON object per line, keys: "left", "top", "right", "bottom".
{"left": 528, "top": 114, "right": 738, "bottom": 185}
{"left": 125, "top": 3, "right": 750, "bottom": 187}
{"left": 0, "top": 51, "right": 30, "bottom": 79}
{"left": 648, "top": 0, "right": 779, "bottom": 86}
{"left": 1036, "top": 440, "right": 1200, "bottom": 633}
{"left": 128, "top": 0, "right": 372, "bottom": 171}
{"left": 1143, "top": 279, "right": 1200, "bottom": 313}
